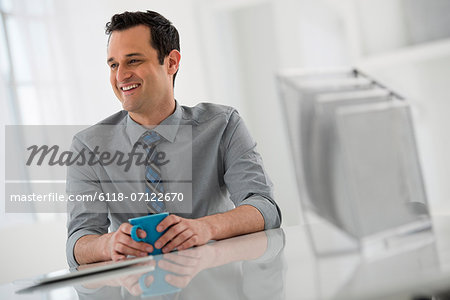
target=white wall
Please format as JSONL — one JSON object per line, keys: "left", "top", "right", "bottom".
{"left": 51, "top": 0, "right": 210, "bottom": 124}
{"left": 0, "top": 221, "right": 67, "bottom": 283}
{"left": 0, "top": 0, "right": 215, "bottom": 284}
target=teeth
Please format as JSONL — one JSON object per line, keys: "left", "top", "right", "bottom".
{"left": 121, "top": 84, "right": 139, "bottom": 91}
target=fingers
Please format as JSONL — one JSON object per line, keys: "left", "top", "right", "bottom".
{"left": 119, "top": 222, "right": 133, "bottom": 235}
{"left": 112, "top": 242, "right": 149, "bottom": 259}
{"left": 158, "top": 258, "right": 195, "bottom": 275}
{"left": 177, "top": 247, "right": 202, "bottom": 259}
{"left": 162, "top": 230, "right": 197, "bottom": 253}
{"left": 142, "top": 275, "right": 154, "bottom": 288}
{"left": 125, "top": 275, "right": 153, "bottom": 296}
{"left": 137, "top": 229, "right": 147, "bottom": 239}
{"left": 161, "top": 232, "right": 199, "bottom": 254}
{"left": 176, "top": 235, "right": 199, "bottom": 252}
{"left": 135, "top": 260, "right": 156, "bottom": 268}
{"left": 119, "top": 223, "right": 147, "bottom": 239}
{"left": 110, "top": 223, "right": 153, "bottom": 261}
{"left": 155, "top": 216, "right": 208, "bottom": 253}
{"left": 156, "top": 222, "right": 190, "bottom": 252}
{"left": 165, "top": 273, "right": 192, "bottom": 288}
{"left": 121, "top": 274, "right": 141, "bottom": 291}
{"left": 122, "top": 277, "right": 142, "bottom": 296}
{"left": 111, "top": 252, "right": 126, "bottom": 261}
{"left": 154, "top": 218, "right": 184, "bottom": 250}
{"left": 157, "top": 214, "right": 181, "bottom": 232}
{"left": 126, "top": 282, "right": 142, "bottom": 297}
{"left": 115, "top": 231, "right": 152, "bottom": 253}
{"left": 163, "top": 252, "right": 199, "bottom": 267}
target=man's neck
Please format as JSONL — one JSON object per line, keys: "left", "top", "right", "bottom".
{"left": 128, "top": 99, "right": 176, "bottom": 126}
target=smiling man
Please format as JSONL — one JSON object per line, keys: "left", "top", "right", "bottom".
{"left": 66, "top": 10, "right": 281, "bottom": 267}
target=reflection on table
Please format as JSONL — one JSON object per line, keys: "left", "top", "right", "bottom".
{"left": 14, "top": 228, "right": 286, "bottom": 300}
{"left": 5, "top": 216, "right": 450, "bottom": 299}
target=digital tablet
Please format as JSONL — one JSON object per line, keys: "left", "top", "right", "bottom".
{"left": 15, "top": 255, "right": 154, "bottom": 287}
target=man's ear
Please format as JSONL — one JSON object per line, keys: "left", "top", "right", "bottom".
{"left": 167, "top": 49, "right": 181, "bottom": 75}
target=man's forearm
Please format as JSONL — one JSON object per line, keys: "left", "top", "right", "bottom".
{"left": 200, "top": 204, "right": 265, "bottom": 241}
{"left": 74, "top": 233, "right": 112, "bottom": 265}
{"left": 74, "top": 205, "right": 264, "bottom": 264}
{"left": 74, "top": 224, "right": 156, "bottom": 264}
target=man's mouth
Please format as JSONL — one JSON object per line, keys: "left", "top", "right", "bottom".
{"left": 120, "top": 83, "right": 141, "bottom": 91}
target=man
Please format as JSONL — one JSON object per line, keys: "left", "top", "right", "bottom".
{"left": 66, "top": 10, "right": 281, "bottom": 267}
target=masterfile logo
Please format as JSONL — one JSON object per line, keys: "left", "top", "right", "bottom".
{"left": 25, "top": 142, "right": 170, "bottom": 171}
{"left": 4, "top": 125, "right": 193, "bottom": 213}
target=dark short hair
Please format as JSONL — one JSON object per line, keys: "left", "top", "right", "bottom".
{"left": 105, "top": 10, "right": 180, "bottom": 84}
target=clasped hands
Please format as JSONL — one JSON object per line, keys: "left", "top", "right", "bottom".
{"left": 108, "top": 214, "right": 213, "bottom": 261}
{"left": 83, "top": 244, "right": 217, "bottom": 296}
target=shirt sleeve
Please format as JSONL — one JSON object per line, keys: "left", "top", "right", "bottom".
{"left": 222, "top": 110, "right": 282, "bottom": 229}
{"left": 66, "top": 135, "right": 110, "bottom": 268}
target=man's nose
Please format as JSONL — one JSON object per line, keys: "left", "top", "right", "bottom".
{"left": 116, "top": 65, "right": 132, "bottom": 82}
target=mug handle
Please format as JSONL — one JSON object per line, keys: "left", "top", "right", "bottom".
{"left": 139, "top": 272, "right": 154, "bottom": 291}
{"left": 131, "top": 224, "right": 145, "bottom": 242}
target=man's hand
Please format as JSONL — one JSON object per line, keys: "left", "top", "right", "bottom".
{"left": 108, "top": 223, "right": 155, "bottom": 261}
{"left": 158, "top": 245, "right": 217, "bottom": 288}
{"left": 157, "top": 230, "right": 268, "bottom": 288}
{"left": 153, "top": 205, "right": 265, "bottom": 254}
{"left": 154, "top": 215, "right": 213, "bottom": 253}
{"left": 80, "top": 260, "right": 156, "bottom": 296}
{"left": 74, "top": 205, "right": 264, "bottom": 265}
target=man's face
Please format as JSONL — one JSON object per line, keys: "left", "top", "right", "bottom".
{"left": 107, "top": 25, "right": 172, "bottom": 114}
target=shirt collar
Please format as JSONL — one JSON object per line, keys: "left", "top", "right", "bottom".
{"left": 125, "top": 100, "right": 182, "bottom": 145}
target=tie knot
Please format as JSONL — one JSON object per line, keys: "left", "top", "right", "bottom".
{"left": 140, "top": 131, "right": 161, "bottom": 146}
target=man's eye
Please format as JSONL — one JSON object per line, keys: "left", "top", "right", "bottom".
{"left": 129, "top": 59, "right": 140, "bottom": 64}
{"left": 110, "top": 63, "right": 117, "bottom": 70}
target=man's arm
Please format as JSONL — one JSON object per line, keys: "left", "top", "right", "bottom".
{"left": 70, "top": 108, "right": 280, "bottom": 264}
{"left": 74, "top": 204, "right": 263, "bottom": 263}
{"left": 153, "top": 205, "right": 264, "bottom": 253}
{"left": 74, "top": 224, "right": 154, "bottom": 264}
{"left": 151, "top": 109, "right": 280, "bottom": 255}
{"left": 67, "top": 134, "right": 157, "bottom": 265}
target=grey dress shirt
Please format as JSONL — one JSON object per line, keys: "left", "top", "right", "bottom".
{"left": 66, "top": 101, "right": 281, "bottom": 267}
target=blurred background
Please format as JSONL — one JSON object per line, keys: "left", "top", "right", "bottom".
{"left": 1, "top": 0, "right": 450, "bottom": 284}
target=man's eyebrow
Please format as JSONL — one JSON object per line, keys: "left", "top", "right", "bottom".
{"left": 107, "top": 53, "right": 144, "bottom": 64}
{"left": 125, "top": 53, "right": 144, "bottom": 57}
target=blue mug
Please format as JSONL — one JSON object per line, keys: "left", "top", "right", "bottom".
{"left": 129, "top": 212, "right": 169, "bottom": 255}
{"left": 138, "top": 257, "right": 182, "bottom": 297}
